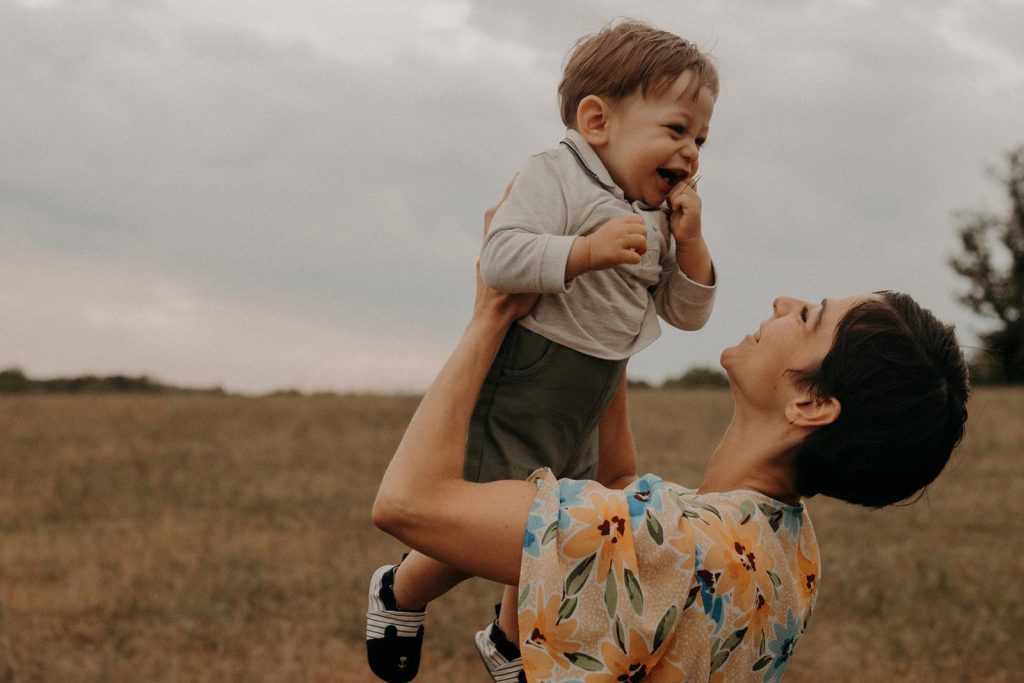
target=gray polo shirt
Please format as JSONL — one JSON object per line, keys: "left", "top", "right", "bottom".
{"left": 480, "top": 130, "right": 717, "bottom": 361}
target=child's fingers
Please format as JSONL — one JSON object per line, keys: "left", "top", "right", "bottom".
{"left": 668, "top": 184, "right": 701, "bottom": 214}
{"left": 669, "top": 181, "right": 697, "bottom": 202}
{"left": 621, "top": 248, "right": 643, "bottom": 264}
{"left": 622, "top": 233, "right": 647, "bottom": 256}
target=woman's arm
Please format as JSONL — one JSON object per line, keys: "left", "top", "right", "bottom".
{"left": 372, "top": 191, "right": 540, "bottom": 586}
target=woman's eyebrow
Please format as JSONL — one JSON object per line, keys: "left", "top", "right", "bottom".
{"left": 813, "top": 299, "right": 828, "bottom": 332}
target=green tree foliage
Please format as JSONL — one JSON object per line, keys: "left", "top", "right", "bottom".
{"left": 0, "top": 368, "right": 32, "bottom": 394}
{"left": 661, "top": 365, "right": 729, "bottom": 389}
{"left": 0, "top": 367, "right": 225, "bottom": 395}
{"left": 950, "top": 146, "right": 1024, "bottom": 384}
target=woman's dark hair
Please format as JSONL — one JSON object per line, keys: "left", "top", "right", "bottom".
{"left": 790, "top": 291, "right": 970, "bottom": 507}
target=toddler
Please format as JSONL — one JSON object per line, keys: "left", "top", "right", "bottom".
{"left": 368, "top": 20, "right": 719, "bottom": 682}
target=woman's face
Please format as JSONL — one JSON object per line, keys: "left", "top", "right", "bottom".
{"left": 720, "top": 294, "right": 872, "bottom": 410}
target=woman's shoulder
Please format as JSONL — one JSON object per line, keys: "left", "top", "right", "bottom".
{"left": 526, "top": 469, "right": 813, "bottom": 536}
{"left": 682, "top": 485, "right": 810, "bottom": 539}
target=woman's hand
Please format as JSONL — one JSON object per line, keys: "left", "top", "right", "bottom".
{"left": 473, "top": 177, "right": 539, "bottom": 325}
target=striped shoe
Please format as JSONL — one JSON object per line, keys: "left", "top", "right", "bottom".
{"left": 474, "top": 616, "right": 525, "bottom": 683}
{"left": 366, "top": 563, "right": 426, "bottom": 683}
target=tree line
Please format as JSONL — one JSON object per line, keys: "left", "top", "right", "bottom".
{"left": 0, "top": 368, "right": 224, "bottom": 395}
{"left": 628, "top": 366, "right": 729, "bottom": 389}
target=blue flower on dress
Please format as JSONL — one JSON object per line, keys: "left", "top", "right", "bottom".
{"left": 779, "top": 505, "right": 804, "bottom": 537}
{"left": 557, "top": 479, "right": 589, "bottom": 529}
{"left": 626, "top": 474, "right": 665, "bottom": 532}
{"left": 522, "top": 512, "right": 546, "bottom": 558}
{"left": 762, "top": 610, "right": 802, "bottom": 683}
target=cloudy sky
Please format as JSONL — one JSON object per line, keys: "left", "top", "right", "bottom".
{"left": 2, "top": 0, "right": 1022, "bottom": 393}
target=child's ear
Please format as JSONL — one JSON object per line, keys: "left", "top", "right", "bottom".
{"left": 576, "top": 95, "right": 612, "bottom": 147}
{"left": 785, "top": 396, "right": 841, "bottom": 428}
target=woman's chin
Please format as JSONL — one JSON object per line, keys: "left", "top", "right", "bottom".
{"left": 718, "top": 350, "right": 742, "bottom": 389}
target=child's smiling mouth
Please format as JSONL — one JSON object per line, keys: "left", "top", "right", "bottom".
{"left": 657, "top": 168, "right": 686, "bottom": 189}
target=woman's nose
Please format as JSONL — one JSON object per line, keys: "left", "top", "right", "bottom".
{"left": 772, "top": 296, "right": 804, "bottom": 316}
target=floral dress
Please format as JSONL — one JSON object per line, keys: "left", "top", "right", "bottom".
{"left": 517, "top": 469, "right": 820, "bottom": 682}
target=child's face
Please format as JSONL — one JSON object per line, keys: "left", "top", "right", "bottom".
{"left": 597, "top": 70, "right": 715, "bottom": 206}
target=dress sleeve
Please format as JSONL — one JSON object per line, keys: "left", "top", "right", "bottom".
{"left": 516, "top": 471, "right": 821, "bottom": 681}
{"left": 516, "top": 470, "right": 700, "bottom": 681}
{"left": 479, "top": 154, "right": 577, "bottom": 294}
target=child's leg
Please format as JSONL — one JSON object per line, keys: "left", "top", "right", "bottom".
{"left": 366, "top": 551, "right": 471, "bottom": 683}
{"left": 465, "top": 325, "right": 627, "bottom": 484}
{"left": 496, "top": 584, "right": 520, "bottom": 643}
{"left": 391, "top": 550, "right": 470, "bottom": 609}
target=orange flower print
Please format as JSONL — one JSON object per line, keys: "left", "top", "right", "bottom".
{"left": 583, "top": 627, "right": 683, "bottom": 683}
{"left": 701, "top": 517, "right": 776, "bottom": 615}
{"left": 795, "top": 537, "right": 820, "bottom": 606}
{"left": 664, "top": 513, "right": 697, "bottom": 575}
{"left": 519, "top": 589, "right": 583, "bottom": 676}
{"left": 562, "top": 489, "right": 638, "bottom": 585}
{"left": 735, "top": 587, "right": 773, "bottom": 650}
{"left": 522, "top": 642, "right": 556, "bottom": 681}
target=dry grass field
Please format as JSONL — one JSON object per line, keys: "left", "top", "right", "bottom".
{"left": 1, "top": 388, "right": 1022, "bottom": 682}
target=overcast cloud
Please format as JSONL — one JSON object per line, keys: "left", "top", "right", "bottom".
{"left": 2, "top": 0, "right": 1022, "bottom": 392}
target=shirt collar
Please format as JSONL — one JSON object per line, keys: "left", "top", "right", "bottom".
{"left": 560, "top": 129, "right": 625, "bottom": 202}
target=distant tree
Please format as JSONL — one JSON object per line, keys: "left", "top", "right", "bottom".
{"left": 949, "top": 146, "right": 1024, "bottom": 384}
{"left": 0, "top": 367, "right": 32, "bottom": 394}
{"left": 661, "top": 365, "right": 729, "bottom": 389}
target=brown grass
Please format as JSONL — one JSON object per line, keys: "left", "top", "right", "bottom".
{"left": 0, "top": 388, "right": 1021, "bottom": 682}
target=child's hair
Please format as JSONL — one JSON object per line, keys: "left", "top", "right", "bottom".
{"left": 558, "top": 20, "right": 719, "bottom": 129}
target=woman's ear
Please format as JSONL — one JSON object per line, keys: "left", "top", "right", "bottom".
{"left": 576, "top": 95, "right": 612, "bottom": 147}
{"left": 786, "top": 396, "right": 841, "bottom": 428}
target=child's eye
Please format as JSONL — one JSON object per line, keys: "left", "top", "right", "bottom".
{"left": 667, "top": 125, "right": 686, "bottom": 135}
{"left": 800, "top": 306, "right": 809, "bottom": 322}
{"left": 696, "top": 137, "right": 707, "bottom": 148}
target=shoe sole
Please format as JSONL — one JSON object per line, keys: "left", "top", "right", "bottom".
{"left": 474, "top": 627, "right": 524, "bottom": 683}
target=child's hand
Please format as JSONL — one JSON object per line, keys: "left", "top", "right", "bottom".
{"left": 667, "top": 176, "right": 702, "bottom": 243}
{"left": 589, "top": 215, "right": 648, "bottom": 268}
{"left": 667, "top": 176, "right": 714, "bottom": 286}
{"left": 577, "top": 215, "right": 648, "bottom": 274}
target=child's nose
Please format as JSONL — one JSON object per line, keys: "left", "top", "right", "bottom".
{"left": 681, "top": 135, "right": 700, "bottom": 158}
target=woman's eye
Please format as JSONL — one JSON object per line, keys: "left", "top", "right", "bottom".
{"left": 800, "top": 306, "right": 809, "bottom": 322}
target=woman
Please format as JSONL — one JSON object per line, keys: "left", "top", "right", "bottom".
{"left": 370, "top": 204, "right": 970, "bottom": 682}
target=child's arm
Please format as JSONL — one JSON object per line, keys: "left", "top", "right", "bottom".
{"left": 594, "top": 372, "right": 638, "bottom": 490}
{"left": 480, "top": 155, "right": 648, "bottom": 292}
{"left": 652, "top": 177, "right": 717, "bottom": 331}
{"left": 479, "top": 156, "right": 575, "bottom": 293}
{"left": 564, "top": 215, "right": 649, "bottom": 282}
{"left": 667, "top": 177, "right": 714, "bottom": 286}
